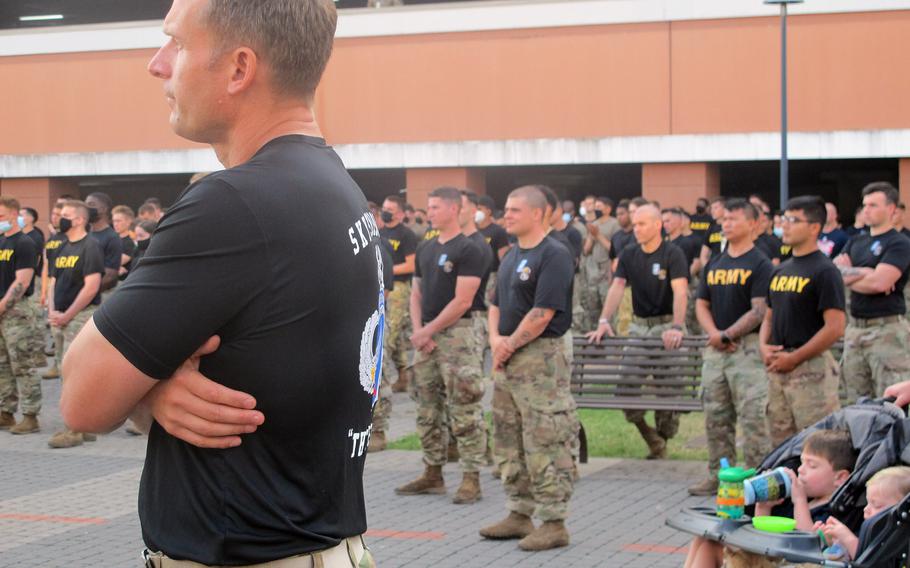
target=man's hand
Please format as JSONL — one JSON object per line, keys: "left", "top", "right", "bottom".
{"left": 491, "top": 336, "right": 516, "bottom": 370}
{"left": 587, "top": 222, "right": 600, "bottom": 237}
{"left": 48, "top": 310, "right": 69, "bottom": 328}
{"left": 833, "top": 253, "right": 851, "bottom": 269}
{"left": 410, "top": 326, "right": 433, "bottom": 351}
{"left": 146, "top": 335, "right": 264, "bottom": 449}
{"left": 767, "top": 350, "right": 799, "bottom": 373}
{"left": 707, "top": 331, "right": 725, "bottom": 350}
{"left": 420, "top": 338, "right": 437, "bottom": 354}
{"left": 760, "top": 343, "right": 783, "bottom": 366}
{"left": 884, "top": 380, "right": 910, "bottom": 407}
{"left": 662, "top": 328, "right": 684, "bottom": 350}
{"left": 586, "top": 321, "right": 614, "bottom": 344}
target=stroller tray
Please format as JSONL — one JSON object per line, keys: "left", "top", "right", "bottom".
{"left": 724, "top": 526, "right": 847, "bottom": 566}
{"left": 665, "top": 506, "right": 752, "bottom": 542}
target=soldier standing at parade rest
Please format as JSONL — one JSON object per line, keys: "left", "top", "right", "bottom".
{"left": 0, "top": 197, "right": 45, "bottom": 435}
{"left": 687, "top": 199, "right": 773, "bottom": 496}
{"left": 835, "top": 182, "right": 910, "bottom": 401}
{"left": 587, "top": 204, "right": 689, "bottom": 459}
{"left": 697, "top": 197, "right": 727, "bottom": 271}
{"left": 396, "top": 187, "right": 488, "bottom": 504}
{"left": 663, "top": 207, "right": 703, "bottom": 334}
{"left": 380, "top": 195, "right": 419, "bottom": 393}
{"left": 760, "top": 196, "right": 846, "bottom": 446}
{"left": 480, "top": 185, "right": 578, "bottom": 551}
{"left": 477, "top": 195, "right": 511, "bottom": 304}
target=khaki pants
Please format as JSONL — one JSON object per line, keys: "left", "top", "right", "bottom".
{"left": 766, "top": 351, "right": 840, "bottom": 447}
{"left": 144, "top": 536, "right": 374, "bottom": 568}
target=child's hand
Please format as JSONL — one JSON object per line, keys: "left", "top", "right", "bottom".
{"left": 822, "top": 517, "right": 852, "bottom": 543}
{"left": 784, "top": 468, "right": 807, "bottom": 503}
{"left": 812, "top": 520, "right": 825, "bottom": 532}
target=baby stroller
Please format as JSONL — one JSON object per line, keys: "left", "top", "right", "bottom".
{"left": 666, "top": 397, "right": 910, "bottom": 567}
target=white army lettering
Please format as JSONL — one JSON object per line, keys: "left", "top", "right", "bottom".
{"left": 348, "top": 211, "right": 380, "bottom": 255}
{"left": 769, "top": 274, "right": 811, "bottom": 293}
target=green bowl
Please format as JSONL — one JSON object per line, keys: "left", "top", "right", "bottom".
{"left": 752, "top": 516, "right": 797, "bottom": 533}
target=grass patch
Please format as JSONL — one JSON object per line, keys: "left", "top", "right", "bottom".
{"left": 390, "top": 409, "right": 742, "bottom": 461}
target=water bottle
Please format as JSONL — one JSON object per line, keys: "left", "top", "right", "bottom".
{"left": 744, "top": 467, "right": 793, "bottom": 505}
{"left": 717, "top": 461, "right": 756, "bottom": 519}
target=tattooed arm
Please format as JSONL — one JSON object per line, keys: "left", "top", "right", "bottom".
{"left": 724, "top": 297, "right": 768, "bottom": 340}
{"left": 507, "top": 307, "right": 556, "bottom": 353}
{"left": 0, "top": 268, "right": 34, "bottom": 314}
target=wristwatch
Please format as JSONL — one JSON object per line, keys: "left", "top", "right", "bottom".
{"left": 598, "top": 318, "right": 610, "bottom": 326}
{"left": 670, "top": 323, "right": 683, "bottom": 331}
{"left": 720, "top": 332, "right": 732, "bottom": 345}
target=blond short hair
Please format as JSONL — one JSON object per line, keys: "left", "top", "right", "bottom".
{"left": 868, "top": 466, "right": 910, "bottom": 499}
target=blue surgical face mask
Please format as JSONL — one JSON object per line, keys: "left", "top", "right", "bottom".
{"left": 562, "top": 213, "right": 572, "bottom": 223}
{"left": 16, "top": 216, "right": 25, "bottom": 229}
{"left": 773, "top": 227, "right": 784, "bottom": 238}
{"left": 0, "top": 221, "right": 12, "bottom": 233}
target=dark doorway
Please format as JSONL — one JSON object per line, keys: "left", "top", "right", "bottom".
{"left": 484, "top": 164, "right": 642, "bottom": 209}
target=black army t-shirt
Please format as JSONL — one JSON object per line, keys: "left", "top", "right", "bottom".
{"left": 415, "top": 233, "right": 486, "bottom": 323}
{"left": 52, "top": 235, "right": 104, "bottom": 312}
{"left": 560, "top": 224, "right": 583, "bottom": 271}
{"left": 670, "top": 234, "right": 701, "bottom": 269}
{"left": 89, "top": 225, "right": 123, "bottom": 277}
{"left": 23, "top": 228, "right": 45, "bottom": 292}
{"left": 609, "top": 229, "right": 635, "bottom": 260}
{"left": 94, "top": 135, "right": 381, "bottom": 565}
{"left": 703, "top": 222, "right": 725, "bottom": 257}
{"left": 615, "top": 241, "right": 688, "bottom": 318}
{"left": 767, "top": 251, "right": 845, "bottom": 349}
{"left": 380, "top": 223, "right": 418, "bottom": 282}
{"left": 45, "top": 233, "right": 66, "bottom": 267}
{"left": 689, "top": 214, "right": 713, "bottom": 240}
{"left": 842, "top": 229, "right": 910, "bottom": 318}
{"left": 119, "top": 235, "right": 137, "bottom": 281}
{"left": 494, "top": 236, "right": 574, "bottom": 337}
{"left": 379, "top": 241, "right": 394, "bottom": 293}
{"left": 698, "top": 247, "right": 773, "bottom": 330}
{"left": 754, "top": 233, "right": 783, "bottom": 264}
{"left": 480, "top": 222, "right": 509, "bottom": 272}
{"left": 468, "top": 231, "right": 493, "bottom": 311}
{"left": 0, "top": 233, "right": 39, "bottom": 298}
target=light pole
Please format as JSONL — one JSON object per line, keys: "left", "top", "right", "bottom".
{"left": 765, "top": 0, "right": 803, "bottom": 209}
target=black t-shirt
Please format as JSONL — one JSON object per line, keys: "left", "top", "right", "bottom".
{"left": 0, "top": 233, "right": 39, "bottom": 298}
{"left": 380, "top": 223, "right": 418, "bottom": 282}
{"left": 493, "top": 236, "right": 574, "bottom": 338}
{"left": 818, "top": 228, "right": 848, "bottom": 258}
{"left": 468, "top": 231, "right": 493, "bottom": 311}
{"left": 23, "top": 228, "right": 44, "bottom": 295}
{"left": 703, "top": 221, "right": 725, "bottom": 258}
{"left": 379, "top": 241, "right": 394, "bottom": 293}
{"left": 93, "top": 135, "right": 380, "bottom": 564}
{"left": 560, "top": 224, "right": 583, "bottom": 272}
{"left": 609, "top": 229, "right": 635, "bottom": 260}
{"left": 89, "top": 225, "right": 123, "bottom": 274}
{"left": 479, "top": 222, "right": 509, "bottom": 272}
{"left": 689, "top": 214, "right": 713, "bottom": 240}
{"left": 754, "top": 233, "right": 783, "bottom": 263}
{"left": 45, "top": 234, "right": 66, "bottom": 268}
{"left": 842, "top": 229, "right": 910, "bottom": 318}
{"left": 52, "top": 234, "right": 104, "bottom": 312}
{"left": 415, "top": 233, "right": 486, "bottom": 323}
{"left": 767, "top": 251, "right": 845, "bottom": 349}
{"left": 698, "top": 247, "right": 773, "bottom": 330}
{"left": 670, "top": 234, "right": 701, "bottom": 268}
{"left": 615, "top": 241, "right": 688, "bottom": 318}
{"left": 119, "top": 235, "right": 137, "bottom": 281}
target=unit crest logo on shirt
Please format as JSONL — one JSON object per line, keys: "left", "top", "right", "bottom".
{"left": 870, "top": 240, "right": 883, "bottom": 257}
{"left": 358, "top": 244, "right": 385, "bottom": 407}
{"left": 517, "top": 259, "right": 531, "bottom": 281}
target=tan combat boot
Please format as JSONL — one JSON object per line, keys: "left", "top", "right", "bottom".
{"left": 10, "top": 414, "right": 39, "bottom": 435}
{"left": 391, "top": 367, "right": 411, "bottom": 393}
{"left": 479, "top": 512, "right": 534, "bottom": 540}
{"left": 452, "top": 472, "right": 481, "bottom": 504}
{"left": 0, "top": 411, "right": 15, "bottom": 430}
{"left": 634, "top": 420, "right": 667, "bottom": 460}
{"left": 447, "top": 439, "right": 460, "bottom": 463}
{"left": 48, "top": 430, "right": 84, "bottom": 449}
{"left": 41, "top": 366, "right": 60, "bottom": 380}
{"left": 688, "top": 476, "right": 719, "bottom": 497}
{"left": 394, "top": 465, "right": 445, "bottom": 495}
{"left": 518, "top": 520, "right": 570, "bottom": 551}
{"left": 367, "top": 431, "right": 387, "bottom": 453}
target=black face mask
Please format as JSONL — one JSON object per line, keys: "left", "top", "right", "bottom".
{"left": 415, "top": 217, "right": 424, "bottom": 225}
{"left": 88, "top": 207, "right": 100, "bottom": 224}
{"left": 594, "top": 210, "right": 604, "bottom": 219}
{"left": 696, "top": 203, "right": 707, "bottom": 215}
{"left": 137, "top": 239, "right": 150, "bottom": 251}
{"left": 380, "top": 211, "right": 394, "bottom": 224}
{"left": 58, "top": 218, "right": 73, "bottom": 234}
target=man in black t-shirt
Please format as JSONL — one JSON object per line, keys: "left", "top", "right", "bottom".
{"left": 112, "top": 205, "right": 137, "bottom": 281}
{"left": 697, "top": 197, "right": 727, "bottom": 271}
{"left": 40, "top": 203, "right": 67, "bottom": 380}
{"left": 835, "top": 182, "right": 910, "bottom": 401}
{"left": 19, "top": 207, "right": 44, "bottom": 297}
{"left": 460, "top": 191, "right": 494, "bottom": 342}
{"left": 380, "top": 194, "right": 419, "bottom": 394}
{"left": 663, "top": 207, "right": 703, "bottom": 334}
{"left": 478, "top": 195, "right": 511, "bottom": 304}
{"left": 688, "top": 199, "right": 773, "bottom": 496}
{"left": 85, "top": 192, "right": 122, "bottom": 298}
{"left": 396, "top": 187, "right": 487, "bottom": 504}
{"left": 760, "top": 196, "right": 846, "bottom": 446}
{"left": 588, "top": 204, "right": 689, "bottom": 459}
{"left": 47, "top": 200, "right": 104, "bottom": 449}
{"left": 0, "top": 197, "right": 46, "bottom": 436}
{"left": 59, "top": 4, "right": 377, "bottom": 565}
{"left": 753, "top": 207, "right": 785, "bottom": 266}
{"left": 368, "top": 203, "right": 397, "bottom": 454}
{"left": 479, "top": 186, "right": 577, "bottom": 551}
{"left": 609, "top": 201, "right": 636, "bottom": 335}
{"left": 689, "top": 197, "right": 712, "bottom": 241}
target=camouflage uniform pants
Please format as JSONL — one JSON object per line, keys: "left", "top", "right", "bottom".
{"left": 484, "top": 272, "right": 498, "bottom": 307}
{"left": 615, "top": 287, "right": 633, "bottom": 337}
{"left": 623, "top": 319, "right": 681, "bottom": 440}
{"left": 576, "top": 259, "right": 609, "bottom": 333}
{"left": 493, "top": 337, "right": 578, "bottom": 521}
{"left": 412, "top": 319, "right": 486, "bottom": 471}
{"left": 766, "top": 351, "right": 840, "bottom": 447}
{"left": 842, "top": 319, "right": 910, "bottom": 403}
{"left": 701, "top": 334, "right": 770, "bottom": 476}
{"left": 58, "top": 306, "right": 97, "bottom": 382}
{"left": 385, "top": 281, "right": 412, "bottom": 373}
{"left": 686, "top": 278, "right": 702, "bottom": 336}
{"left": 0, "top": 302, "right": 45, "bottom": 415}
{"left": 371, "top": 319, "right": 394, "bottom": 435}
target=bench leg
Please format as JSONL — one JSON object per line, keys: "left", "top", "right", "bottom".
{"left": 578, "top": 422, "right": 588, "bottom": 464}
